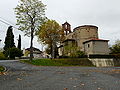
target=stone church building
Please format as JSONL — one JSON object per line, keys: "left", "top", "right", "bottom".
{"left": 58, "top": 22, "right": 110, "bottom": 57}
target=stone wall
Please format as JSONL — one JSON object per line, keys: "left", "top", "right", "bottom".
{"left": 89, "top": 58, "right": 120, "bottom": 67}
{"left": 73, "top": 25, "right": 99, "bottom": 51}
{"left": 89, "top": 58, "right": 114, "bottom": 67}
{"left": 84, "top": 40, "right": 109, "bottom": 55}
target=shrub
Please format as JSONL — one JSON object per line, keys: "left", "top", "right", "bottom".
{"left": 54, "top": 58, "right": 94, "bottom": 66}
{"left": 0, "top": 66, "right": 5, "bottom": 72}
{"left": 0, "top": 52, "right": 7, "bottom": 60}
{"left": 76, "top": 51, "right": 86, "bottom": 58}
{"left": 9, "top": 47, "right": 23, "bottom": 59}
{"left": 4, "top": 47, "right": 23, "bottom": 59}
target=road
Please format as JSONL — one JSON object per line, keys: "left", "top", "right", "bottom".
{"left": 0, "top": 60, "right": 120, "bottom": 90}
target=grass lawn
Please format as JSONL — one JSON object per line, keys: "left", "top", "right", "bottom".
{"left": 0, "top": 66, "right": 5, "bottom": 72}
{"left": 21, "top": 58, "right": 94, "bottom": 66}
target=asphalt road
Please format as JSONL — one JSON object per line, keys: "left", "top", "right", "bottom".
{"left": 0, "top": 60, "right": 120, "bottom": 90}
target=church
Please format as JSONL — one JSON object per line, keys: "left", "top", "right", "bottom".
{"left": 58, "top": 22, "right": 110, "bottom": 57}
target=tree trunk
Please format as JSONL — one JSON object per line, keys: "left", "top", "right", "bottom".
{"left": 52, "top": 41, "right": 56, "bottom": 59}
{"left": 30, "top": 29, "right": 34, "bottom": 61}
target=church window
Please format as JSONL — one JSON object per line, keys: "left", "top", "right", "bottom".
{"left": 88, "top": 44, "right": 90, "bottom": 48}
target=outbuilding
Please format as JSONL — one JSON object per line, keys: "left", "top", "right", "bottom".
{"left": 83, "top": 39, "right": 110, "bottom": 56}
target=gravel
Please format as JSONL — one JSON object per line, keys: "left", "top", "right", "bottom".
{"left": 0, "top": 60, "right": 120, "bottom": 90}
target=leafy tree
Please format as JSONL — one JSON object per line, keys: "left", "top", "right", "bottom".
{"left": 64, "top": 43, "right": 78, "bottom": 57}
{"left": 45, "top": 45, "right": 52, "bottom": 55}
{"left": 4, "top": 26, "right": 16, "bottom": 57}
{"left": 110, "top": 40, "right": 120, "bottom": 54}
{"left": 17, "top": 34, "right": 21, "bottom": 50}
{"left": 15, "top": 0, "right": 46, "bottom": 61}
{"left": 45, "top": 44, "right": 58, "bottom": 58}
{"left": 37, "top": 20, "right": 64, "bottom": 58}
{"left": 9, "top": 47, "right": 23, "bottom": 59}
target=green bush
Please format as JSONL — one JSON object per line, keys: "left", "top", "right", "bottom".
{"left": 76, "top": 51, "right": 86, "bottom": 58}
{"left": 0, "top": 66, "right": 5, "bottom": 72}
{"left": 9, "top": 47, "right": 23, "bottom": 59}
{"left": 0, "top": 52, "right": 7, "bottom": 60}
{"left": 4, "top": 47, "right": 23, "bottom": 59}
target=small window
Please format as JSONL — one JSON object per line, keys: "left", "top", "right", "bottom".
{"left": 88, "top": 44, "right": 90, "bottom": 48}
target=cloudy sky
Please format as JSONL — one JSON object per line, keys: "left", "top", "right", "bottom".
{"left": 0, "top": 0, "right": 120, "bottom": 50}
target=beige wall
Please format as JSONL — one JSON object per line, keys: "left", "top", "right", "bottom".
{"left": 58, "top": 47, "right": 64, "bottom": 56}
{"left": 65, "top": 33, "right": 73, "bottom": 39}
{"left": 84, "top": 41, "right": 109, "bottom": 55}
{"left": 73, "top": 26, "right": 99, "bottom": 51}
{"left": 93, "top": 41, "right": 109, "bottom": 55}
{"left": 84, "top": 41, "right": 93, "bottom": 55}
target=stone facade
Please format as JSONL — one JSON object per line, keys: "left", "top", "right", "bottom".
{"left": 83, "top": 39, "right": 109, "bottom": 55}
{"left": 72, "top": 25, "right": 99, "bottom": 51}
{"left": 58, "top": 22, "right": 109, "bottom": 56}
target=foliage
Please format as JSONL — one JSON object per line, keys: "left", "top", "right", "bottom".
{"left": 45, "top": 44, "right": 58, "bottom": 58}
{"left": 15, "top": 0, "right": 46, "bottom": 61}
{"left": 0, "top": 66, "right": 5, "bottom": 72}
{"left": 15, "top": 0, "right": 46, "bottom": 36}
{"left": 0, "top": 52, "right": 7, "bottom": 60}
{"left": 37, "top": 20, "right": 64, "bottom": 58}
{"left": 21, "top": 58, "right": 94, "bottom": 66}
{"left": 3, "top": 26, "right": 16, "bottom": 58}
{"left": 37, "top": 19, "right": 64, "bottom": 44}
{"left": 64, "top": 42, "right": 78, "bottom": 57}
{"left": 5, "top": 47, "right": 23, "bottom": 59}
{"left": 24, "top": 50, "right": 30, "bottom": 57}
{"left": 110, "top": 40, "right": 120, "bottom": 54}
{"left": 17, "top": 34, "right": 21, "bottom": 50}
{"left": 22, "top": 59, "right": 64, "bottom": 66}
{"left": 45, "top": 45, "right": 52, "bottom": 55}
{"left": 63, "top": 41, "right": 85, "bottom": 58}
{"left": 76, "top": 51, "right": 85, "bottom": 58}
{"left": 4, "top": 26, "right": 16, "bottom": 51}
{"left": 54, "top": 58, "right": 94, "bottom": 66}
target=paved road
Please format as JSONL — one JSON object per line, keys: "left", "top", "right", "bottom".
{"left": 0, "top": 60, "right": 120, "bottom": 90}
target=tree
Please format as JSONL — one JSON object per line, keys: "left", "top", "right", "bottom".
{"left": 17, "top": 34, "right": 21, "bottom": 50}
{"left": 15, "top": 0, "right": 46, "bottom": 61}
{"left": 9, "top": 47, "right": 23, "bottom": 59}
{"left": 110, "top": 40, "right": 120, "bottom": 54}
{"left": 37, "top": 20, "right": 64, "bottom": 58}
{"left": 4, "top": 26, "right": 16, "bottom": 58}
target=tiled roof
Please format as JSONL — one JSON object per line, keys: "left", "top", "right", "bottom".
{"left": 62, "top": 39, "right": 76, "bottom": 43}
{"left": 83, "top": 38, "right": 109, "bottom": 44}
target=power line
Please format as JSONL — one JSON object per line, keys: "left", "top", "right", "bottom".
{"left": 0, "top": 17, "right": 18, "bottom": 29}
{"left": 0, "top": 17, "right": 16, "bottom": 25}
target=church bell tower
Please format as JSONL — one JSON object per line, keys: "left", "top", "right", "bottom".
{"left": 62, "top": 22, "right": 71, "bottom": 35}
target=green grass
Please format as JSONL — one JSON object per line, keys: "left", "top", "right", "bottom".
{"left": 21, "top": 58, "right": 94, "bottom": 66}
{"left": 0, "top": 66, "right": 5, "bottom": 72}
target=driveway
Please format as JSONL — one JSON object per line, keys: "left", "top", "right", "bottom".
{"left": 0, "top": 60, "right": 120, "bottom": 90}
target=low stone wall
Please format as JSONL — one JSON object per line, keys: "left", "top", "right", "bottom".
{"left": 88, "top": 58, "right": 119, "bottom": 67}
